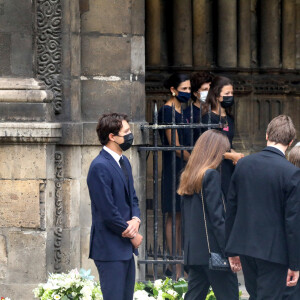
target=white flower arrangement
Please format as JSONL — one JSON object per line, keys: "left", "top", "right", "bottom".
{"left": 33, "top": 269, "right": 228, "bottom": 300}
{"left": 33, "top": 269, "right": 102, "bottom": 300}
{"left": 134, "top": 277, "right": 187, "bottom": 300}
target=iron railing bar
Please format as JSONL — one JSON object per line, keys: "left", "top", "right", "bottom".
{"left": 141, "top": 124, "right": 221, "bottom": 129}
{"left": 180, "top": 104, "right": 184, "bottom": 278}
{"left": 163, "top": 211, "right": 166, "bottom": 274}
{"left": 208, "top": 104, "right": 212, "bottom": 130}
{"left": 139, "top": 146, "right": 194, "bottom": 151}
{"left": 138, "top": 260, "right": 184, "bottom": 265}
{"left": 146, "top": 253, "right": 183, "bottom": 260}
{"left": 171, "top": 104, "right": 176, "bottom": 281}
{"left": 153, "top": 102, "right": 159, "bottom": 280}
{"left": 190, "top": 103, "right": 194, "bottom": 146}
{"left": 199, "top": 101, "right": 202, "bottom": 123}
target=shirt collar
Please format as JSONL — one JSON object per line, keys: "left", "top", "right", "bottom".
{"left": 268, "top": 145, "right": 285, "bottom": 155}
{"left": 103, "top": 146, "right": 122, "bottom": 167}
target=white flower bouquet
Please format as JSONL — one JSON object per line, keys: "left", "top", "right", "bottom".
{"left": 134, "top": 278, "right": 188, "bottom": 300}
{"left": 33, "top": 269, "right": 103, "bottom": 300}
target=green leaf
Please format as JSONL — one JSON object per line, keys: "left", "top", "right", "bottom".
{"left": 173, "top": 281, "right": 188, "bottom": 295}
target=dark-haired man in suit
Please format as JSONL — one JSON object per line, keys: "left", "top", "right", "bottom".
{"left": 226, "top": 115, "right": 300, "bottom": 299}
{"left": 87, "top": 113, "right": 143, "bottom": 300}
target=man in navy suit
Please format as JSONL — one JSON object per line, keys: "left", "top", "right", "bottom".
{"left": 87, "top": 113, "right": 143, "bottom": 300}
{"left": 226, "top": 115, "right": 300, "bottom": 299}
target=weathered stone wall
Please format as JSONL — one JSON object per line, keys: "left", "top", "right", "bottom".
{"left": 0, "top": 0, "right": 33, "bottom": 77}
{"left": 77, "top": 0, "right": 147, "bottom": 278}
{"left": 0, "top": 0, "right": 146, "bottom": 299}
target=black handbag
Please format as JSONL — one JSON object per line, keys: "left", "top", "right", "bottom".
{"left": 200, "top": 189, "right": 231, "bottom": 271}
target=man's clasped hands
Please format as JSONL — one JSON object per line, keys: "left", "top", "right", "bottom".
{"left": 122, "top": 219, "right": 143, "bottom": 249}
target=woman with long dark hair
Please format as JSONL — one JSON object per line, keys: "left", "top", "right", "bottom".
{"left": 178, "top": 130, "right": 240, "bottom": 300}
{"left": 158, "top": 73, "right": 191, "bottom": 279}
{"left": 201, "top": 76, "right": 244, "bottom": 199}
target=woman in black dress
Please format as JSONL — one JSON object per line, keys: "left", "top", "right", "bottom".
{"left": 201, "top": 76, "right": 244, "bottom": 199}
{"left": 178, "top": 130, "right": 240, "bottom": 300}
{"left": 158, "top": 73, "right": 191, "bottom": 279}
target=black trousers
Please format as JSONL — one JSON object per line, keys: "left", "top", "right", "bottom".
{"left": 94, "top": 256, "right": 135, "bottom": 300}
{"left": 240, "top": 255, "right": 288, "bottom": 300}
{"left": 282, "top": 283, "right": 300, "bottom": 300}
{"left": 185, "top": 265, "right": 239, "bottom": 300}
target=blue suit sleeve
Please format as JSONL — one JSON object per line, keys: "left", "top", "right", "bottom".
{"left": 203, "top": 169, "right": 226, "bottom": 252}
{"left": 88, "top": 164, "right": 128, "bottom": 236}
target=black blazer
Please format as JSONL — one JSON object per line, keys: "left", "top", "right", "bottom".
{"left": 226, "top": 147, "right": 300, "bottom": 270}
{"left": 182, "top": 169, "right": 226, "bottom": 266}
{"left": 87, "top": 149, "right": 140, "bottom": 261}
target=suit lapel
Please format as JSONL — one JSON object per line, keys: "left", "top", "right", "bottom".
{"left": 101, "top": 149, "right": 130, "bottom": 196}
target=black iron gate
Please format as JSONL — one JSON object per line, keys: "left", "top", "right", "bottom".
{"left": 138, "top": 102, "right": 222, "bottom": 281}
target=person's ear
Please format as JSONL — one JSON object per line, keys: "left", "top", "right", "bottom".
{"left": 266, "top": 134, "right": 269, "bottom": 141}
{"left": 170, "top": 87, "right": 177, "bottom": 97}
{"left": 288, "top": 140, "right": 294, "bottom": 147}
{"left": 193, "top": 91, "right": 198, "bottom": 99}
{"left": 108, "top": 133, "right": 115, "bottom": 142}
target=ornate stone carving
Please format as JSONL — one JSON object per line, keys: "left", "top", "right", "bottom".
{"left": 36, "top": 0, "right": 63, "bottom": 114}
{"left": 54, "top": 151, "right": 63, "bottom": 272}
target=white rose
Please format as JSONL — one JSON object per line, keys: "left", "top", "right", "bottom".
{"left": 167, "top": 289, "right": 178, "bottom": 297}
{"left": 157, "top": 290, "right": 164, "bottom": 300}
{"left": 154, "top": 279, "right": 163, "bottom": 289}
{"left": 133, "top": 290, "right": 149, "bottom": 300}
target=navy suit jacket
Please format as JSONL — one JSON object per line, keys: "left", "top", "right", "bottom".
{"left": 87, "top": 148, "right": 140, "bottom": 261}
{"left": 226, "top": 147, "right": 300, "bottom": 270}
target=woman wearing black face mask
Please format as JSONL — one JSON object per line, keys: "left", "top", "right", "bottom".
{"left": 158, "top": 73, "right": 191, "bottom": 279}
{"left": 201, "top": 76, "right": 244, "bottom": 200}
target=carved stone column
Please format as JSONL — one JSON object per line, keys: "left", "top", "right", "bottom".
{"left": 0, "top": 78, "right": 62, "bottom": 299}
{"left": 173, "top": 0, "right": 193, "bottom": 66}
{"left": 146, "top": 0, "right": 161, "bottom": 66}
{"left": 218, "top": 0, "right": 237, "bottom": 67}
{"left": 260, "top": 0, "right": 280, "bottom": 68}
{"left": 238, "top": 0, "right": 251, "bottom": 68}
{"left": 282, "top": 0, "right": 296, "bottom": 69}
{"left": 193, "top": 0, "right": 209, "bottom": 67}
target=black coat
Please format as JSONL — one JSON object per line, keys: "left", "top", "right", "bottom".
{"left": 226, "top": 146, "right": 300, "bottom": 271}
{"left": 182, "top": 169, "right": 226, "bottom": 266}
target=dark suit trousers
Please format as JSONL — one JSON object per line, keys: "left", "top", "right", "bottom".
{"left": 282, "top": 283, "right": 300, "bottom": 300}
{"left": 240, "top": 255, "right": 288, "bottom": 300}
{"left": 94, "top": 256, "right": 135, "bottom": 300}
{"left": 185, "top": 265, "right": 239, "bottom": 300}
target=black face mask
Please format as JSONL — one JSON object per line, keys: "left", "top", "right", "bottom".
{"left": 116, "top": 133, "right": 134, "bottom": 151}
{"left": 221, "top": 96, "right": 234, "bottom": 108}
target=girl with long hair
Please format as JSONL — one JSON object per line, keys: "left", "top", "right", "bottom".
{"left": 178, "top": 130, "right": 239, "bottom": 300}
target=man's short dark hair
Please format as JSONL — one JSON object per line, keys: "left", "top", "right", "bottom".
{"left": 96, "top": 113, "right": 129, "bottom": 145}
{"left": 266, "top": 115, "right": 296, "bottom": 146}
